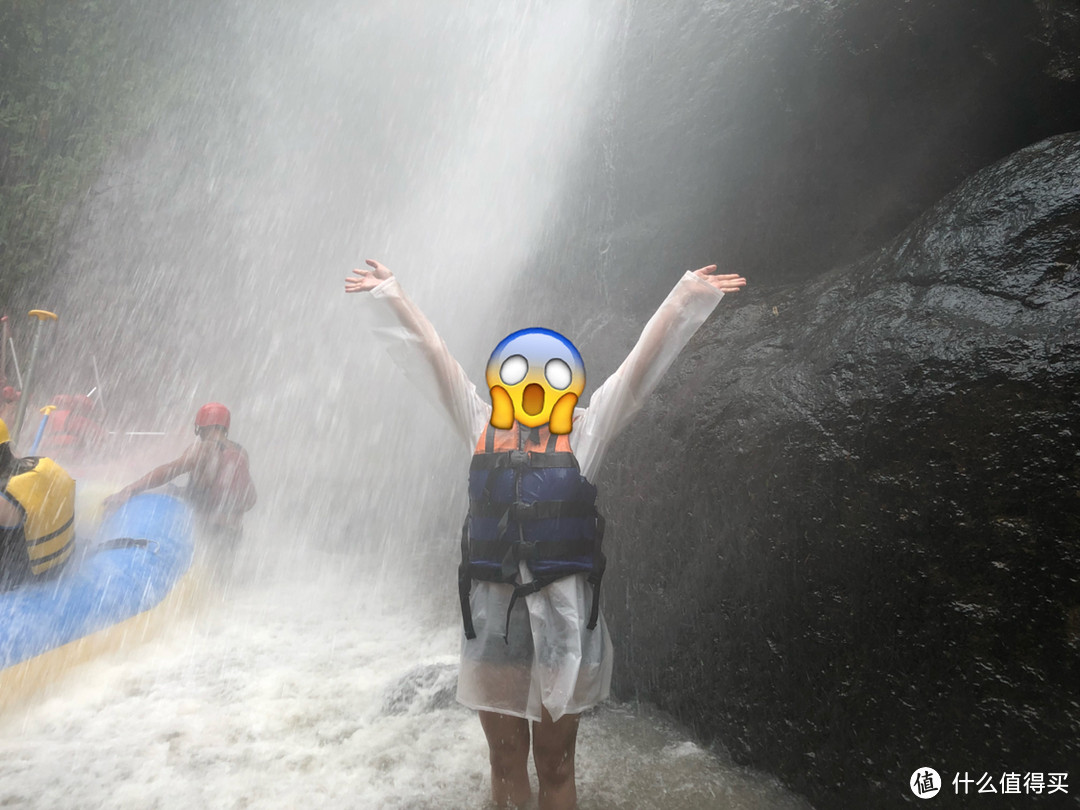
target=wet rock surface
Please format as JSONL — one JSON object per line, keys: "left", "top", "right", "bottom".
{"left": 528, "top": 0, "right": 1080, "bottom": 323}
{"left": 378, "top": 662, "right": 459, "bottom": 717}
{"left": 599, "top": 133, "right": 1080, "bottom": 808}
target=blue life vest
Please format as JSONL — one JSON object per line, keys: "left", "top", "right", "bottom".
{"left": 458, "top": 422, "right": 605, "bottom": 640}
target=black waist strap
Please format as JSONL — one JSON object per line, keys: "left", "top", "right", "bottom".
{"left": 468, "top": 500, "right": 597, "bottom": 521}
{"left": 469, "top": 450, "right": 579, "bottom": 471}
{"left": 469, "top": 537, "right": 595, "bottom": 567}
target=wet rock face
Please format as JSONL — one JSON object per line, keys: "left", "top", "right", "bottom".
{"left": 599, "top": 133, "right": 1080, "bottom": 808}
{"left": 531, "top": 0, "right": 1080, "bottom": 322}
{"left": 378, "top": 663, "right": 459, "bottom": 717}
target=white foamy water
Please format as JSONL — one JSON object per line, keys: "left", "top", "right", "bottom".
{"left": 0, "top": 555, "right": 811, "bottom": 810}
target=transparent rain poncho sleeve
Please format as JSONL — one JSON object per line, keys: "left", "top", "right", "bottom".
{"left": 362, "top": 271, "right": 724, "bottom": 722}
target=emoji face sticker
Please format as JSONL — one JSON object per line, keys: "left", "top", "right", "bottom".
{"left": 485, "top": 328, "right": 585, "bottom": 434}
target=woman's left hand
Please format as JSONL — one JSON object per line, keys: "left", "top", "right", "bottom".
{"left": 693, "top": 264, "right": 747, "bottom": 294}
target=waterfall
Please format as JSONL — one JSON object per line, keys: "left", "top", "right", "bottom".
{"left": 4, "top": 2, "right": 814, "bottom": 807}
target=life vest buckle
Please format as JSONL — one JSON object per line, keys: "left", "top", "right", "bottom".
{"left": 507, "top": 449, "right": 530, "bottom": 467}
{"left": 512, "top": 502, "right": 536, "bottom": 521}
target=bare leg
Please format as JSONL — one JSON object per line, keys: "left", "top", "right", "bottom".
{"left": 531, "top": 708, "right": 581, "bottom": 810}
{"left": 479, "top": 710, "right": 532, "bottom": 807}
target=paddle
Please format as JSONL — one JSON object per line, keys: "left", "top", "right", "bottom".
{"left": 11, "top": 310, "right": 58, "bottom": 446}
{"left": 28, "top": 405, "right": 58, "bottom": 456}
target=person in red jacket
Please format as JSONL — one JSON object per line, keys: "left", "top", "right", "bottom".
{"left": 37, "top": 394, "right": 108, "bottom": 462}
{"left": 104, "top": 403, "right": 257, "bottom": 548}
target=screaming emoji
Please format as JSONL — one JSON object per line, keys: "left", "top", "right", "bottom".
{"left": 485, "top": 328, "right": 585, "bottom": 435}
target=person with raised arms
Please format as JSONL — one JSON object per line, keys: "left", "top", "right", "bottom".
{"left": 346, "top": 258, "right": 745, "bottom": 809}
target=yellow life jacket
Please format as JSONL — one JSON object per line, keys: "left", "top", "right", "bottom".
{"left": 3, "top": 457, "right": 76, "bottom": 576}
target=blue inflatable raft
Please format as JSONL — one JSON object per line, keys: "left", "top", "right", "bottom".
{"left": 0, "top": 493, "right": 196, "bottom": 710}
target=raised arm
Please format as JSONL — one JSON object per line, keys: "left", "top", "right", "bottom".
{"left": 620, "top": 265, "right": 744, "bottom": 396}
{"left": 574, "top": 265, "right": 745, "bottom": 479}
{"left": 346, "top": 260, "right": 489, "bottom": 445}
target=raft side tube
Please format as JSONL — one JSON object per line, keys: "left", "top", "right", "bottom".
{"left": 0, "top": 493, "right": 194, "bottom": 671}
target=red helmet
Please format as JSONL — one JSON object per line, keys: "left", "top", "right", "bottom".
{"left": 195, "top": 402, "right": 231, "bottom": 431}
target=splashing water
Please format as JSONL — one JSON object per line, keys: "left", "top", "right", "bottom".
{"left": 0, "top": 563, "right": 811, "bottom": 809}
{"left": 5, "top": 2, "right": 815, "bottom": 807}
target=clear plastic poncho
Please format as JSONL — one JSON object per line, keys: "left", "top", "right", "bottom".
{"left": 361, "top": 270, "right": 724, "bottom": 721}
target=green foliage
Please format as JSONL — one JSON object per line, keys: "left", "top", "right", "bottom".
{"left": 0, "top": 0, "right": 165, "bottom": 306}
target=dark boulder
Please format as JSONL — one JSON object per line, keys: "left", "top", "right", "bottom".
{"left": 600, "top": 132, "right": 1080, "bottom": 808}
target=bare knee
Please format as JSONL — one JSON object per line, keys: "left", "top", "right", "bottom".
{"left": 531, "top": 713, "right": 579, "bottom": 788}
{"left": 489, "top": 735, "right": 529, "bottom": 778}
{"left": 533, "top": 742, "right": 575, "bottom": 787}
{"left": 480, "top": 711, "right": 530, "bottom": 779}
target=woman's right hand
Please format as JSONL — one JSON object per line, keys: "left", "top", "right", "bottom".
{"left": 345, "top": 259, "right": 394, "bottom": 293}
